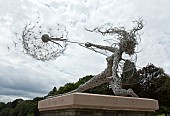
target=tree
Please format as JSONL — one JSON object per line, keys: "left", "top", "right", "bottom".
{"left": 11, "top": 99, "right": 23, "bottom": 108}
{"left": 153, "top": 75, "right": 170, "bottom": 115}
{"left": 33, "top": 97, "right": 44, "bottom": 102}
{"left": 0, "top": 108, "right": 10, "bottom": 116}
{"left": 56, "top": 83, "right": 77, "bottom": 95}
{"left": 0, "top": 102, "right": 6, "bottom": 111}
{"left": 75, "top": 75, "right": 93, "bottom": 86}
{"left": 122, "top": 63, "right": 170, "bottom": 115}
{"left": 15, "top": 100, "right": 39, "bottom": 116}
{"left": 48, "top": 87, "right": 58, "bottom": 96}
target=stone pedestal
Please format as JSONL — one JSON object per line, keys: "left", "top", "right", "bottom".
{"left": 38, "top": 93, "right": 159, "bottom": 116}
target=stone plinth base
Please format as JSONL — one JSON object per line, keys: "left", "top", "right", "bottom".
{"left": 38, "top": 93, "right": 159, "bottom": 116}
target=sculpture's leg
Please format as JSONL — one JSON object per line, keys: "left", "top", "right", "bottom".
{"left": 49, "top": 70, "right": 111, "bottom": 98}
{"left": 127, "top": 88, "right": 139, "bottom": 97}
{"left": 110, "top": 78, "right": 138, "bottom": 97}
{"left": 49, "top": 56, "right": 114, "bottom": 98}
{"left": 70, "top": 55, "right": 114, "bottom": 93}
{"left": 72, "top": 68, "right": 112, "bottom": 93}
{"left": 113, "top": 88, "right": 139, "bottom": 97}
{"left": 110, "top": 50, "right": 138, "bottom": 97}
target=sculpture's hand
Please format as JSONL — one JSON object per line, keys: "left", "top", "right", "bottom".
{"left": 85, "top": 42, "right": 92, "bottom": 47}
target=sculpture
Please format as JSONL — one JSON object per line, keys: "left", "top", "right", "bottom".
{"left": 21, "top": 22, "right": 68, "bottom": 61}
{"left": 21, "top": 19, "right": 144, "bottom": 97}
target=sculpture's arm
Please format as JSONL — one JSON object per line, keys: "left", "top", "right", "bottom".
{"left": 85, "top": 42, "right": 118, "bottom": 53}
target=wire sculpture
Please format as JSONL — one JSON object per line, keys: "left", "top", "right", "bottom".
{"left": 21, "top": 19, "right": 144, "bottom": 97}
{"left": 22, "top": 21, "right": 68, "bottom": 61}
{"left": 65, "top": 19, "right": 144, "bottom": 97}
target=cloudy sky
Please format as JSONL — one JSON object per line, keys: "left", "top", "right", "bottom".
{"left": 0, "top": 0, "right": 170, "bottom": 103}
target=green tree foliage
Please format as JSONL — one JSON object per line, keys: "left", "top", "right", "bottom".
{"left": 154, "top": 75, "right": 170, "bottom": 105}
{"left": 0, "top": 108, "right": 13, "bottom": 116}
{"left": 0, "top": 102, "right": 6, "bottom": 111}
{"left": 153, "top": 75, "right": 170, "bottom": 115}
{"left": 57, "top": 83, "right": 77, "bottom": 94}
{"left": 122, "top": 63, "right": 170, "bottom": 115}
{"left": 0, "top": 99, "right": 23, "bottom": 116}
{"left": 15, "top": 100, "right": 39, "bottom": 116}
{"left": 12, "top": 99, "right": 23, "bottom": 108}
{"left": 33, "top": 97, "right": 44, "bottom": 102}
{"left": 76, "top": 75, "right": 93, "bottom": 85}
{"left": 0, "top": 98, "right": 42, "bottom": 116}
{"left": 48, "top": 87, "right": 58, "bottom": 96}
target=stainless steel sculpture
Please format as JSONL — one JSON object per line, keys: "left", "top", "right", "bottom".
{"left": 21, "top": 20, "right": 143, "bottom": 97}
{"left": 68, "top": 20, "right": 143, "bottom": 97}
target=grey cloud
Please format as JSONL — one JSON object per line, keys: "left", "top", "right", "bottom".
{"left": 0, "top": 64, "right": 49, "bottom": 94}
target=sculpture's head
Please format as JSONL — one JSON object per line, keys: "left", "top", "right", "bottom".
{"left": 118, "top": 20, "right": 144, "bottom": 55}
{"left": 119, "top": 33, "right": 137, "bottom": 55}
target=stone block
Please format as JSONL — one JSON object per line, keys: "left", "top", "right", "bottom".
{"left": 38, "top": 93, "right": 159, "bottom": 116}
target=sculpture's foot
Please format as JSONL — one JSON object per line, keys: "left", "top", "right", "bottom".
{"left": 127, "top": 88, "right": 139, "bottom": 97}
